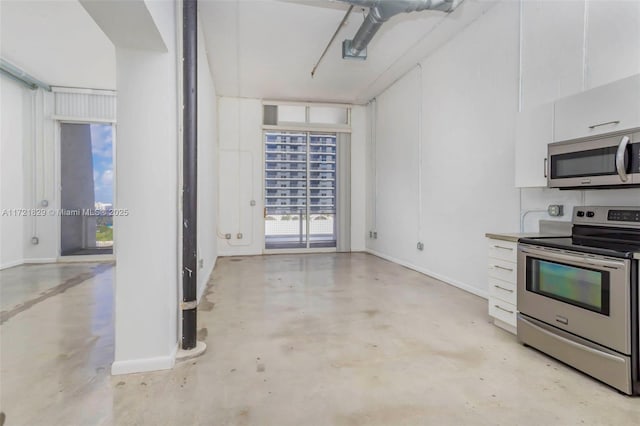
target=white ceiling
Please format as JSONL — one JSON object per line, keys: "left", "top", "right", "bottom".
{"left": 0, "top": 0, "right": 495, "bottom": 102}
{"left": 0, "top": 0, "right": 115, "bottom": 90}
{"left": 200, "top": 0, "right": 497, "bottom": 104}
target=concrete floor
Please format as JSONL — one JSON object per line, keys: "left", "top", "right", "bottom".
{"left": 0, "top": 253, "right": 638, "bottom": 425}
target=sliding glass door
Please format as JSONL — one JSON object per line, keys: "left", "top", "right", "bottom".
{"left": 264, "top": 131, "right": 337, "bottom": 250}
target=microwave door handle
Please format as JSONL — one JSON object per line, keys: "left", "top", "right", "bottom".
{"left": 615, "top": 136, "right": 630, "bottom": 182}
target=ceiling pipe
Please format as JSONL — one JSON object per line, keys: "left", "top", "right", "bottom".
{"left": 181, "top": 0, "right": 199, "bottom": 352}
{"left": 0, "top": 58, "right": 51, "bottom": 91}
{"left": 340, "top": 0, "right": 461, "bottom": 59}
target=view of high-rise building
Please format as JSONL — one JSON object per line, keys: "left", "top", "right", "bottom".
{"left": 264, "top": 132, "right": 337, "bottom": 249}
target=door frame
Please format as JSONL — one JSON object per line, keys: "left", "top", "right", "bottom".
{"left": 262, "top": 129, "right": 338, "bottom": 254}
{"left": 55, "top": 119, "right": 116, "bottom": 261}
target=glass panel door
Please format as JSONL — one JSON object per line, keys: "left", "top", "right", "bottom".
{"left": 264, "top": 131, "right": 337, "bottom": 250}
{"left": 264, "top": 132, "right": 308, "bottom": 249}
{"left": 308, "top": 133, "right": 336, "bottom": 248}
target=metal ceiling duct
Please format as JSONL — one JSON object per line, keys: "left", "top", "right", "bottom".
{"left": 341, "top": 0, "right": 461, "bottom": 59}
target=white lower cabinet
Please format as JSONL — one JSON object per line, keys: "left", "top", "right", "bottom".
{"left": 487, "top": 238, "right": 518, "bottom": 334}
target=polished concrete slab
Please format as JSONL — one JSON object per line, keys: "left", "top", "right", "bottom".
{"left": 0, "top": 253, "right": 638, "bottom": 425}
{"left": 0, "top": 262, "right": 113, "bottom": 321}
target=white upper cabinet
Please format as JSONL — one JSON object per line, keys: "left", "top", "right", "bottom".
{"left": 553, "top": 1, "right": 640, "bottom": 142}
{"left": 516, "top": 1, "right": 584, "bottom": 187}
{"left": 585, "top": 1, "right": 640, "bottom": 90}
{"left": 554, "top": 74, "right": 640, "bottom": 142}
{"left": 515, "top": 103, "right": 554, "bottom": 187}
{"left": 520, "top": 0, "right": 585, "bottom": 110}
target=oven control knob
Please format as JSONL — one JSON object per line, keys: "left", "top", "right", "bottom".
{"left": 586, "top": 211, "right": 595, "bottom": 218}
{"left": 577, "top": 211, "right": 585, "bottom": 217}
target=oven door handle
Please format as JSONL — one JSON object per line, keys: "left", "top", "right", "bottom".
{"left": 519, "top": 247, "right": 626, "bottom": 270}
{"left": 615, "top": 136, "right": 630, "bottom": 182}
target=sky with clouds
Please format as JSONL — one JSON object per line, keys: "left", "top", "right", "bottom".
{"left": 90, "top": 124, "right": 113, "bottom": 204}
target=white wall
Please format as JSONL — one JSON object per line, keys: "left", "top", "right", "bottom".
{"left": 366, "top": 0, "right": 640, "bottom": 298}
{"left": 197, "top": 17, "right": 218, "bottom": 300}
{"left": 21, "top": 89, "right": 58, "bottom": 264}
{"left": 366, "top": 1, "right": 521, "bottom": 297}
{"left": 1, "top": 0, "right": 117, "bottom": 266}
{"left": 216, "top": 98, "right": 368, "bottom": 256}
{"left": 1, "top": 0, "right": 116, "bottom": 90}
{"left": 103, "top": 0, "right": 180, "bottom": 375}
{"left": 0, "top": 76, "right": 28, "bottom": 269}
{"left": 217, "top": 97, "right": 264, "bottom": 256}
{"left": 367, "top": 69, "right": 421, "bottom": 265}
{"left": 350, "top": 106, "right": 367, "bottom": 251}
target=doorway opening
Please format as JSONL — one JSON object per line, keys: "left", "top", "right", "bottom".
{"left": 264, "top": 131, "right": 337, "bottom": 250}
{"left": 60, "top": 123, "right": 114, "bottom": 256}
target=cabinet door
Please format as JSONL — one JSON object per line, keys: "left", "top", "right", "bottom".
{"left": 515, "top": 103, "right": 554, "bottom": 187}
{"left": 585, "top": 1, "right": 640, "bottom": 89}
{"left": 520, "top": 0, "right": 585, "bottom": 110}
{"left": 554, "top": 74, "right": 640, "bottom": 142}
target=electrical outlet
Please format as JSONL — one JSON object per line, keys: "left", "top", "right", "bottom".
{"left": 225, "top": 233, "right": 232, "bottom": 240}
{"left": 199, "top": 259, "right": 204, "bottom": 269}
{"left": 373, "top": 231, "right": 378, "bottom": 239}
{"left": 237, "top": 233, "right": 243, "bottom": 239}
{"left": 548, "top": 204, "right": 564, "bottom": 217}
{"left": 417, "top": 242, "right": 424, "bottom": 251}
{"left": 369, "top": 231, "right": 373, "bottom": 238}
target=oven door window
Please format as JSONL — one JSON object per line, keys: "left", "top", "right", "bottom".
{"left": 526, "top": 258, "right": 610, "bottom": 315}
{"left": 550, "top": 145, "right": 622, "bottom": 179}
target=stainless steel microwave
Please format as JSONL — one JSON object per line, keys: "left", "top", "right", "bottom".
{"left": 548, "top": 129, "right": 640, "bottom": 189}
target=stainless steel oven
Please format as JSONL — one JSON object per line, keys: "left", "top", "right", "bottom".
{"left": 548, "top": 129, "right": 640, "bottom": 189}
{"left": 517, "top": 206, "right": 639, "bottom": 395}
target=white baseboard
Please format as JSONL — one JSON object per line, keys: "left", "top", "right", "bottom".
{"left": 111, "top": 344, "right": 178, "bottom": 375}
{"left": 365, "top": 249, "right": 488, "bottom": 299}
{"left": 218, "top": 244, "right": 263, "bottom": 257}
{"left": 24, "top": 258, "right": 58, "bottom": 264}
{"left": 57, "top": 255, "right": 115, "bottom": 263}
{"left": 0, "top": 259, "right": 24, "bottom": 270}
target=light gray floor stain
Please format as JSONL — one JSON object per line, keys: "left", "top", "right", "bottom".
{"left": 0, "top": 263, "right": 113, "bottom": 324}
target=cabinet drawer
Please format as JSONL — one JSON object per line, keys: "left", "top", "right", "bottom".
{"left": 489, "top": 298, "right": 517, "bottom": 327}
{"left": 487, "top": 240, "right": 517, "bottom": 263}
{"left": 488, "top": 258, "right": 517, "bottom": 283}
{"left": 554, "top": 74, "right": 640, "bottom": 141}
{"left": 488, "top": 277, "right": 516, "bottom": 305}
